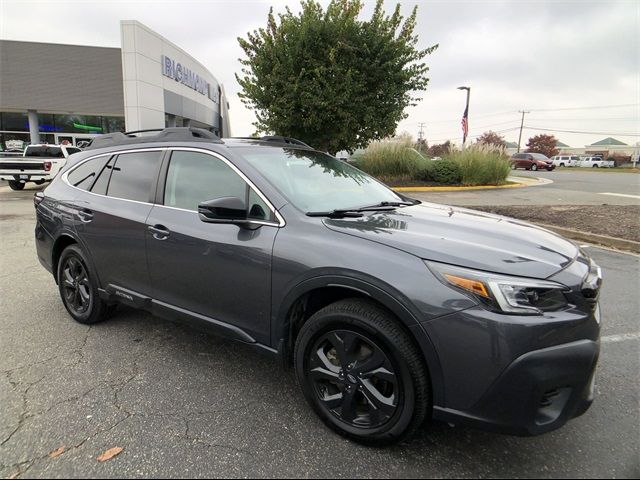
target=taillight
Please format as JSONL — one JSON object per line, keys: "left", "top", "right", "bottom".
{"left": 44, "top": 161, "right": 52, "bottom": 172}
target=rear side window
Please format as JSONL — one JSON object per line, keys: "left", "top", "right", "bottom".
{"left": 67, "top": 157, "right": 110, "bottom": 191}
{"left": 107, "top": 151, "right": 162, "bottom": 202}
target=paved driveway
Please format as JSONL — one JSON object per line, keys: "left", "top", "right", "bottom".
{"left": 412, "top": 170, "right": 640, "bottom": 206}
{"left": 1, "top": 188, "right": 639, "bottom": 478}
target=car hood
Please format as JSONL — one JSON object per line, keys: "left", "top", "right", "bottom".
{"left": 322, "top": 203, "right": 578, "bottom": 279}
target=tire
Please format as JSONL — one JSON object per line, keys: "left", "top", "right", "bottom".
{"left": 8, "top": 181, "right": 25, "bottom": 191}
{"left": 531, "top": 164, "right": 538, "bottom": 171}
{"left": 57, "top": 244, "right": 115, "bottom": 324}
{"left": 294, "top": 298, "right": 430, "bottom": 446}
{"left": 559, "top": 163, "right": 565, "bottom": 167}
{"left": 593, "top": 164, "right": 599, "bottom": 168}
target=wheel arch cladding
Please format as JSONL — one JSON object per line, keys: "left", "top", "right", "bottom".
{"left": 52, "top": 234, "right": 78, "bottom": 282}
{"left": 278, "top": 281, "right": 446, "bottom": 406}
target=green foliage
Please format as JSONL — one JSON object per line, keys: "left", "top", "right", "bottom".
{"left": 236, "top": 0, "right": 438, "bottom": 154}
{"left": 430, "top": 159, "right": 462, "bottom": 184}
{"left": 357, "top": 137, "right": 426, "bottom": 179}
{"left": 446, "top": 145, "right": 511, "bottom": 186}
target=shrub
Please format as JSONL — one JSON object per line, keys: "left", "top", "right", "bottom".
{"left": 357, "top": 138, "right": 425, "bottom": 179}
{"left": 430, "top": 159, "right": 462, "bottom": 184}
{"left": 447, "top": 145, "right": 511, "bottom": 186}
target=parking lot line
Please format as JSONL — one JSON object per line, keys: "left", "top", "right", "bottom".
{"left": 598, "top": 192, "right": 640, "bottom": 200}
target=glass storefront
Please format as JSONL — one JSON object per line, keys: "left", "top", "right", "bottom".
{"left": 0, "top": 112, "right": 125, "bottom": 150}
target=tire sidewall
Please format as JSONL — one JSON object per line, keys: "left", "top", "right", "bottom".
{"left": 295, "top": 310, "right": 417, "bottom": 443}
{"left": 57, "top": 245, "right": 100, "bottom": 324}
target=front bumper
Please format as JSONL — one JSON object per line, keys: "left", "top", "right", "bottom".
{"left": 432, "top": 338, "right": 599, "bottom": 436}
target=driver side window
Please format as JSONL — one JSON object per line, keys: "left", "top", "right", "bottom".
{"left": 164, "top": 150, "right": 274, "bottom": 222}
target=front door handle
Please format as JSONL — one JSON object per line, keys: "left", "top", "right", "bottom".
{"left": 148, "top": 224, "right": 170, "bottom": 240}
{"left": 77, "top": 209, "right": 93, "bottom": 223}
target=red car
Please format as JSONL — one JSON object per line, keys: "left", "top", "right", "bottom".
{"left": 510, "top": 153, "right": 555, "bottom": 171}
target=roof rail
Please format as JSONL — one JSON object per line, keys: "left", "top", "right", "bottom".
{"left": 85, "top": 127, "right": 222, "bottom": 150}
{"left": 259, "top": 136, "right": 312, "bottom": 148}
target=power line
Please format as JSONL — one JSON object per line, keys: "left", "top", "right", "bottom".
{"left": 528, "top": 103, "right": 639, "bottom": 112}
{"left": 523, "top": 126, "right": 640, "bottom": 136}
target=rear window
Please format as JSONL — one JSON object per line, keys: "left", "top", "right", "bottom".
{"left": 106, "top": 151, "right": 162, "bottom": 202}
{"left": 26, "top": 146, "right": 64, "bottom": 158}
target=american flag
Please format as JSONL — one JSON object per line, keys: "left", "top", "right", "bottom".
{"left": 461, "top": 105, "right": 469, "bottom": 143}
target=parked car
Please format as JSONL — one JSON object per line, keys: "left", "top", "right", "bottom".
{"left": 35, "top": 128, "right": 601, "bottom": 445}
{"left": 510, "top": 152, "right": 555, "bottom": 171}
{"left": 550, "top": 155, "right": 580, "bottom": 167}
{"left": 579, "top": 156, "right": 614, "bottom": 168}
{"left": 0, "top": 144, "right": 82, "bottom": 190}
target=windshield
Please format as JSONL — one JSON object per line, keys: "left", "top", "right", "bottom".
{"left": 236, "top": 147, "right": 402, "bottom": 213}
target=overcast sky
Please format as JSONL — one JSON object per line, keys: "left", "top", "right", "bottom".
{"left": 1, "top": 0, "right": 638, "bottom": 147}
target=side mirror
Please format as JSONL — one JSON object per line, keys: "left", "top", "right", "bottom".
{"left": 198, "top": 197, "right": 248, "bottom": 225}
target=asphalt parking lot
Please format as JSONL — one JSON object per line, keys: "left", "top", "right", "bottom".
{"left": 1, "top": 183, "right": 639, "bottom": 478}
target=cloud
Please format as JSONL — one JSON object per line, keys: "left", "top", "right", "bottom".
{"left": 1, "top": 0, "right": 637, "bottom": 146}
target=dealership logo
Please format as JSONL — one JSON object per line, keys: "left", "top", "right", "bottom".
{"left": 161, "top": 55, "right": 218, "bottom": 103}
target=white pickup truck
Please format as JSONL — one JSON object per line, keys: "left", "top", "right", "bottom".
{"left": 578, "top": 156, "right": 615, "bottom": 168}
{"left": 0, "top": 144, "right": 81, "bottom": 190}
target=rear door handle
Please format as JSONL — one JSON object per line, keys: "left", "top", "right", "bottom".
{"left": 148, "top": 224, "right": 171, "bottom": 240}
{"left": 77, "top": 209, "right": 93, "bottom": 223}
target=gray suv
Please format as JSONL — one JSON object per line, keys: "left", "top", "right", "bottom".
{"left": 35, "top": 128, "right": 601, "bottom": 445}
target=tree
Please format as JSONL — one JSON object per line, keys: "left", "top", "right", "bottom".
{"left": 427, "top": 141, "right": 451, "bottom": 158}
{"left": 476, "top": 131, "right": 506, "bottom": 148}
{"left": 526, "top": 134, "right": 559, "bottom": 158}
{"left": 236, "top": 0, "right": 438, "bottom": 154}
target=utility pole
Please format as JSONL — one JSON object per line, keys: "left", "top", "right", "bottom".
{"left": 517, "top": 110, "right": 530, "bottom": 153}
{"left": 417, "top": 123, "right": 427, "bottom": 152}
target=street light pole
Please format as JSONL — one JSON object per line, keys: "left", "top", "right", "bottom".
{"left": 457, "top": 86, "right": 470, "bottom": 148}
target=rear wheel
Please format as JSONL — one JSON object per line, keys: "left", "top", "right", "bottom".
{"left": 8, "top": 181, "right": 25, "bottom": 191}
{"left": 559, "top": 163, "right": 565, "bottom": 167}
{"left": 294, "top": 298, "right": 430, "bottom": 446}
{"left": 531, "top": 164, "right": 538, "bottom": 171}
{"left": 57, "top": 245, "right": 115, "bottom": 324}
{"left": 593, "top": 164, "right": 599, "bottom": 168}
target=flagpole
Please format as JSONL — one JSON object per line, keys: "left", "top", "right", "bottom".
{"left": 458, "top": 86, "right": 470, "bottom": 148}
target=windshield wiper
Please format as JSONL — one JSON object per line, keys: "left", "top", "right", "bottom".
{"left": 306, "top": 201, "right": 416, "bottom": 218}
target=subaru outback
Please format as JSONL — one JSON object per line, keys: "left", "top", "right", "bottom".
{"left": 35, "top": 128, "right": 601, "bottom": 445}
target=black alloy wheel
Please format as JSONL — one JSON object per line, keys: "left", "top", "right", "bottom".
{"left": 295, "top": 299, "right": 430, "bottom": 445}
{"left": 307, "top": 329, "right": 399, "bottom": 429}
{"left": 60, "top": 256, "right": 92, "bottom": 316}
{"left": 57, "top": 244, "right": 115, "bottom": 324}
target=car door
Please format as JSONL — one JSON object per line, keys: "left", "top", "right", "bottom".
{"left": 71, "top": 149, "right": 164, "bottom": 297}
{"left": 145, "top": 148, "right": 280, "bottom": 344}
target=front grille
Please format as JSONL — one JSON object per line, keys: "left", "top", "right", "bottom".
{"left": 0, "top": 163, "right": 44, "bottom": 171}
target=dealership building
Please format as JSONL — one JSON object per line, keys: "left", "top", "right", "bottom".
{"left": 0, "top": 20, "right": 230, "bottom": 149}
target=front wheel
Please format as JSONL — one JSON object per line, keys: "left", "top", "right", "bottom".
{"left": 593, "top": 164, "right": 599, "bottom": 168}
{"left": 559, "top": 163, "right": 565, "bottom": 167}
{"left": 531, "top": 164, "right": 538, "bottom": 171}
{"left": 57, "top": 244, "right": 115, "bottom": 324}
{"left": 294, "top": 299, "right": 430, "bottom": 446}
{"left": 8, "top": 181, "right": 25, "bottom": 191}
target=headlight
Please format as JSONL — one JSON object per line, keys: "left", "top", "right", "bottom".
{"left": 426, "top": 261, "right": 570, "bottom": 315}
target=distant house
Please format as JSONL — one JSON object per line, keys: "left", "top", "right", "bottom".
{"left": 589, "top": 137, "right": 629, "bottom": 147}
{"left": 556, "top": 140, "right": 570, "bottom": 148}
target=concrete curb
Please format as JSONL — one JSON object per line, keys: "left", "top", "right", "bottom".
{"left": 392, "top": 175, "right": 552, "bottom": 192}
{"left": 538, "top": 223, "right": 640, "bottom": 254}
